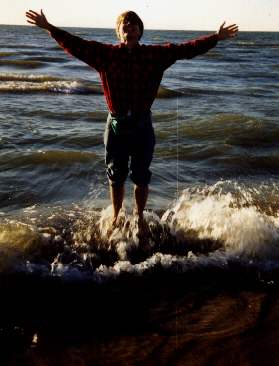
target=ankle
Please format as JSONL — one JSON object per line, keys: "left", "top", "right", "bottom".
{"left": 133, "top": 208, "right": 144, "bottom": 220}
{"left": 112, "top": 216, "right": 117, "bottom": 225}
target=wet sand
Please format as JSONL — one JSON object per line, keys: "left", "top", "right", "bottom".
{"left": 1, "top": 273, "right": 279, "bottom": 366}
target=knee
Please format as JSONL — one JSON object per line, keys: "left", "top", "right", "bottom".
{"left": 106, "top": 165, "right": 128, "bottom": 186}
{"left": 130, "top": 169, "right": 152, "bottom": 186}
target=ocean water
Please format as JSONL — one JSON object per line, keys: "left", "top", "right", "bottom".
{"left": 0, "top": 25, "right": 279, "bottom": 358}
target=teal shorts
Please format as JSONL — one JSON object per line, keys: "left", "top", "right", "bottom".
{"left": 104, "top": 112, "right": 155, "bottom": 186}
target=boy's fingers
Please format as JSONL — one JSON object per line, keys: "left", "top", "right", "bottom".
{"left": 27, "top": 10, "right": 39, "bottom": 16}
{"left": 26, "top": 12, "right": 37, "bottom": 19}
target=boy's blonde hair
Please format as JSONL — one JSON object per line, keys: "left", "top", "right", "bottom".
{"left": 116, "top": 11, "right": 144, "bottom": 40}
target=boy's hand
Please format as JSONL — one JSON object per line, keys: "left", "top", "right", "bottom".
{"left": 26, "top": 9, "right": 52, "bottom": 31}
{"left": 218, "top": 22, "right": 238, "bottom": 40}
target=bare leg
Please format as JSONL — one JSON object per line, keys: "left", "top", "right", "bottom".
{"left": 110, "top": 184, "right": 124, "bottom": 224}
{"left": 134, "top": 184, "right": 148, "bottom": 220}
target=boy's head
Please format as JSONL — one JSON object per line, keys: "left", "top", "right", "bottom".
{"left": 116, "top": 11, "right": 144, "bottom": 42}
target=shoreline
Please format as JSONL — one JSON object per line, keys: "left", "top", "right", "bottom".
{"left": 1, "top": 273, "right": 278, "bottom": 365}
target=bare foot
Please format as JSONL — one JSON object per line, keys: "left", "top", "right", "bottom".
{"left": 133, "top": 211, "right": 149, "bottom": 237}
{"left": 112, "top": 216, "right": 117, "bottom": 227}
{"left": 108, "top": 213, "right": 126, "bottom": 236}
{"left": 104, "top": 216, "right": 117, "bottom": 239}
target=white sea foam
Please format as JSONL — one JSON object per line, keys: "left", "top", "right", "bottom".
{"left": 0, "top": 221, "right": 40, "bottom": 251}
{"left": 1, "top": 182, "right": 279, "bottom": 281}
{"left": 37, "top": 184, "right": 279, "bottom": 282}
{"left": 98, "top": 205, "right": 164, "bottom": 259}
{"left": 0, "top": 73, "right": 102, "bottom": 94}
{"left": 162, "top": 185, "right": 279, "bottom": 259}
{"left": 0, "top": 73, "right": 64, "bottom": 82}
{"left": 94, "top": 250, "right": 230, "bottom": 281}
{"left": 0, "top": 80, "right": 82, "bottom": 93}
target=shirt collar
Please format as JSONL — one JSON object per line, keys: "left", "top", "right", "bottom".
{"left": 119, "top": 42, "right": 140, "bottom": 50}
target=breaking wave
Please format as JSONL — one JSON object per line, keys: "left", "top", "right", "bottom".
{"left": 0, "top": 73, "right": 182, "bottom": 97}
{"left": 0, "top": 73, "right": 103, "bottom": 94}
{"left": 0, "top": 181, "right": 278, "bottom": 285}
{"left": 0, "top": 59, "right": 45, "bottom": 68}
{"left": 0, "top": 150, "right": 97, "bottom": 167}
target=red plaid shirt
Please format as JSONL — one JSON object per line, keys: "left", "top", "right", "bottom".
{"left": 50, "top": 27, "right": 218, "bottom": 115}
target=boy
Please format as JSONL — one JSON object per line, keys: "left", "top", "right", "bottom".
{"left": 26, "top": 9, "right": 238, "bottom": 226}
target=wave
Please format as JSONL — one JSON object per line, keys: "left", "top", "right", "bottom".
{"left": 235, "top": 41, "right": 279, "bottom": 48}
{"left": 0, "top": 150, "right": 97, "bottom": 167}
{"left": 0, "top": 181, "right": 278, "bottom": 283}
{"left": 20, "top": 108, "right": 179, "bottom": 126}
{"left": 17, "top": 50, "right": 51, "bottom": 56}
{"left": 239, "top": 72, "right": 278, "bottom": 79}
{"left": 0, "top": 44, "right": 45, "bottom": 49}
{"left": 0, "top": 52, "right": 17, "bottom": 57}
{"left": 178, "top": 86, "right": 235, "bottom": 96}
{"left": 0, "top": 59, "right": 45, "bottom": 69}
{"left": 0, "top": 79, "right": 103, "bottom": 94}
{"left": 23, "top": 108, "right": 108, "bottom": 122}
{"left": 152, "top": 111, "right": 178, "bottom": 123}
{"left": 178, "top": 85, "right": 276, "bottom": 97}
{"left": 0, "top": 73, "right": 66, "bottom": 82}
{"left": 236, "top": 41, "right": 256, "bottom": 46}
{"left": 212, "top": 155, "right": 279, "bottom": 174}
{"left": 203, "top": 51, "right": 222, "bottom": 58}
{"left": 159, "top": 113, "right": 279, "bottom": 144}
{"left": 157, "top": 86, "right": 183, "bottom": 98}
{"left": 26, "top": 56, "right": 68, "bottom": 63}
{"left": 219, "top": 57, "right": 249, "bottom": 63}
{"left": 1, "top": 133, "right": 104, "bottom": 149}
{"left": 0, "top": 73, "right": 181, "bottom": 97}
{"left": 65, "top": 64, "right": 93, "bottom": 71}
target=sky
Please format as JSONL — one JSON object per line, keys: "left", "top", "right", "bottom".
{"left": 1, "top": 0, "right": 279, "bottom": 31}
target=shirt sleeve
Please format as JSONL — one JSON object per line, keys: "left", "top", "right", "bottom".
{"left": 159, "top": 33, "right": 219, "bottom": 69}
{"left": 49, "top": 26, "right": 108, "bottom": 72}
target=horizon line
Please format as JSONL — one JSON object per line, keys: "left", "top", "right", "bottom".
{"left": 0, "top": 23, "right": 278, "bottom": 33}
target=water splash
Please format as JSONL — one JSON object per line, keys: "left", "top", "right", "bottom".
{"left": 0, "top": 181, "right": 278, "bottom": 282}
{"left": 163, "top": 182, "right": 279, "bottom": 258}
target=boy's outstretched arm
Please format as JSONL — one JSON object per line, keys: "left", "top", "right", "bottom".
{"left": 159, "top": 21, "right": 239, "bottom": 69}
{"left": 25, "top": 9, "right": 106, "bottom": 72}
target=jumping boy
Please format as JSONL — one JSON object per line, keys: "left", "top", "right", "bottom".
{"left": 26, "top": 9, "right": 238, "bottom": 226}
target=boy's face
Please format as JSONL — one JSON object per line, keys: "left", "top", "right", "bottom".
{"left": 119, "top": 19, "right": 141, "bottom": 44}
